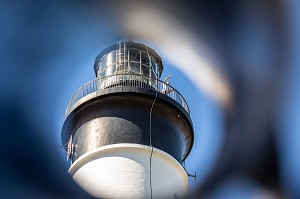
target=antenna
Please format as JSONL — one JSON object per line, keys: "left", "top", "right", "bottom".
{"left": 182, "top": 161, "right": 197, "bottom": 182}
{"left": 187, "top": 171, "right": 197, "bottom": 183}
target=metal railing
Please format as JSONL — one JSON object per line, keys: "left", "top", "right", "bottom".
{"left": 65, "top": 74, "right": 190, "bottom": 117}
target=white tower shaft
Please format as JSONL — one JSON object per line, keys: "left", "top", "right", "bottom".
{"left": 69, "top": 144, "right": 188, "bottom": 198}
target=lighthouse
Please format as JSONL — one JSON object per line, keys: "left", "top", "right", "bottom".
{"left": 61, "top": 41, "right": 194, "bottom": 198}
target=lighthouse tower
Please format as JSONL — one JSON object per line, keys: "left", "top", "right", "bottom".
{"left": 61, "top": 41, "right": 194, "bottom": 198}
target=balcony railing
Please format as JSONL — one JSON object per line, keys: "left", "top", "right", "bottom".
{"left": 65, "top": 74, "right": 190, "bottom": 118}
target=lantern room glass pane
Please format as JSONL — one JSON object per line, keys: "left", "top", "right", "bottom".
{"left": 141, "top": 52, "right": 150, "bottom": 66}
{"left": 141, "top": 65, "right": 149, "bottom": 77}
{"left": 106, "top": 63, "right": 116, "bottom": 76}
{"left": 151, "top": 70, "right": 156, "bottom": 79}
{"left": 151, "top": 57, "right": 159, "bottom": 78}
{"left": 98, "top": 55, "right": 107, "bottom": 77}
{"left": 129, "top": 62, "right": 140, "bottom": 74}
{"left": 100, "top": 69, "right": 106, "bottom": 78}
{"left": 116, "top": 63, "right": 127, "bottom": 74}
{"left": 107, "top": 50, "right": 116, "bottom": 66}
{"left": 129, "top": 49, "right": 140, "bottom": 62}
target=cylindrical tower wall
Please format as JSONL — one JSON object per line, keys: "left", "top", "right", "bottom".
{"left": 62, "top": 89, "right": 193, "bottom": 163}
{"left": 69, "top": 144, "right": 188, "bottom": 199}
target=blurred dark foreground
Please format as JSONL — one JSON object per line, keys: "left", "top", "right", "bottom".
{"left": 1, "top": 0, "right": 300, "bottom": 198}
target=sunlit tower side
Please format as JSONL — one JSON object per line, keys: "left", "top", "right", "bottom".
{"left": 61, "top": 41, "right": 194, "bottom": 198}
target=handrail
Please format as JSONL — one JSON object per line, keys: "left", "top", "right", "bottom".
{"left": 65, "top": 74, "right": 190, "bottom": 118}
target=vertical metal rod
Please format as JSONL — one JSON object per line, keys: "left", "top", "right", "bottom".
{"left": 139, "top": 50, "right": 142, "bottom": 75}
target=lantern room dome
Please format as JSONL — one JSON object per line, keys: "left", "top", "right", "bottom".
{"left": 94, "top": 41, "right": 164, "bottom": 79}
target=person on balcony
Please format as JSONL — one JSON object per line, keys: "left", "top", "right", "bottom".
{"left": 163, "top": 75, "right": 175, "bottom": 95}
